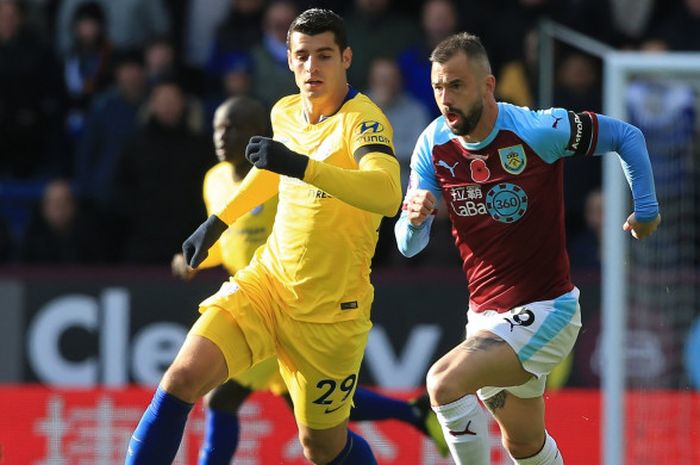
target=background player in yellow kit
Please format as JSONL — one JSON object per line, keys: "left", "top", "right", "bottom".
{"left": 171, "top": 96, "right": 447, "bottom": 464}
{"left": 126, "top": 8, "right": 417, "bottom": 465}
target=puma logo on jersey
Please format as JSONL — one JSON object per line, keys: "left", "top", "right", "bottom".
{"left": 438, "top": 159, "right": 459, "bottom": 177}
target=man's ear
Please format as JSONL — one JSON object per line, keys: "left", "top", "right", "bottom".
{"left": 484, "top": 73, "right": 496, "bottom": 95}
{"left": 342, "top": 46, "right": 352, "bottom": 70}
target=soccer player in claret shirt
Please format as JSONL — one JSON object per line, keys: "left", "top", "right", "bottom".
{"left": 126, "top": 8, "right": 414, "bottom": 465}
{"left": 395, "top": 33, "right": 660, "bottom": 465}
{"left": 170, "top": 96, "right": 446, "bottom": 465}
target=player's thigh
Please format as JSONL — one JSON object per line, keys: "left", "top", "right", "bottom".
{"left": 276, "top": 314, "right": 371, "bottom": 430}
{"left": 195, "top": 274, "right": 278, "bottom": 380}
{"left": 486, "top": 391, "right": 546, "bottom": 455}
{"left": 468, "top": 288, "right": 582, "bottom": 383}
{"left": 428, "top": 330, "right": 532, "bottom": 400}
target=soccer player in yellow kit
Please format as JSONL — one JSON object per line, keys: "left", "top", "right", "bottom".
{"left": 172, "top": 96, "right": 446, "bottom": 464}
{"left": 126, "top": 9, "right": 404, "bottom": 465}
{"left": 170, "top": 96, "right": 287, "bottom": 464}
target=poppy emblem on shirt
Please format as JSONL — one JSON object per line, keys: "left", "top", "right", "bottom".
{"left": 498, "top": 144, "right": 527, "bottom": 175}
{"left": 469, "top": 159, "right": 491, "bottom": 183}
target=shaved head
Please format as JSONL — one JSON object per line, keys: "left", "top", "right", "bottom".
{"left": 430, "top": 32, "right": 492, "bottom": 76}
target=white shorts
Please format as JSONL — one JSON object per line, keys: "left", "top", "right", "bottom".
{"left": 466, "top": 287, "right": 582, "bottom": 400}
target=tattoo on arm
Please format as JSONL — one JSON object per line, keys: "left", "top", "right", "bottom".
{"left": 484, "top": 390, "right": 506, "bottom": 412}
{"left": 460, "top": 334, "right": 507, "bottom": 353}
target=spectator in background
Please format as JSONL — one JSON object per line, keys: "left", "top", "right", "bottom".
{"left": 554, "top": 51, "right": 602, "bottom": 240}
{"left": 75, "top": 50, "right": 146, "bottom": 210}
{"left": 113, "top": 77, "right": 210, "bottom": 263}
{"left": 398, "top": 0, "right": 458, "bottom": 118}
{"left": 366, "top": 56, "right": 429, "bottom": 268}
{"left": 143, "top": 35, "right": 202, "bottom": 94}
{"left": 63, "top": 1, "right": 112, "bottom": 140}
{"left": 19, "top": 179, "right": 107, "bottom": 263}
{"left": 554, "top": 51, "right": 601, "bottom": 113}
{"left": 495, "top": 27, "right": 537, "bottom": 108}
{"left": 346, "top": 0, "right": 419, "bottom": 90}
{"left": 568, "top": 188, "right": 603, "bottom": 270}
{"left": 204, "top": 52, "right": 254, "bottom": 130}
{"left": 648, "top": 0, "right": 700, "bottom": 51}
{"left": 208, "top": 0, "right": 264, "bottom": 75}
{"left": 0, "top": 0, "right": 62, "bottom": 179}
{"left": 366, "top": 56, "right": 429, "bottom": 190}
{"left": 183, "top": 0, "right": 231, "bottom": 68}
{"left": 251, "top": 0, "right": 298, "bottom": 107}
{"left": 609, "top": 0, "right": 655, "bottom": 45}
{"left": 56, "top": 0, "right": 170, "bottom": 55}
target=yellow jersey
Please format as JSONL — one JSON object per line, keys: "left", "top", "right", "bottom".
{"left": 236, "top": 90, "right": 399, "bottom": 323}
{"left": 199, "top": 161, "right": 277, "bottom": 275}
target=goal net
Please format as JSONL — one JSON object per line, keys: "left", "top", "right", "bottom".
{"left": 604, "top": 55, "right": 700, "bottom": 465}
{"left": 537, "top": 22, "right": 700, "bottom": 464}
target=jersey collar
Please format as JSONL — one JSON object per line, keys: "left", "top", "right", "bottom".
{"left": 303, "top": 85, "right": 358, "bottom": 124}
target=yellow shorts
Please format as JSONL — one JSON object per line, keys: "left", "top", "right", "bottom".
{"left": 191, "top": 265, "right": 372, "bottom": 429}
{"left": 232, "top": 356, "right": 287, "bottom": 396}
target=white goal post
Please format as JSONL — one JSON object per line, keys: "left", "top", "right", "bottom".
{"left": 539, "top": 20, "right": 700, "bottom": 465}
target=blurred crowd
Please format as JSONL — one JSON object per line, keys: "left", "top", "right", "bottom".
{"left": 0, "top": 0, "right": 698, "bottom": 268}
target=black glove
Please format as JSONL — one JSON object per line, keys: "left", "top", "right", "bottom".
{"left": 182, "top": 215, "right": 228, "bottom": 268}
{"left": 245, "top": 136, "right": 309, "bottom": 179}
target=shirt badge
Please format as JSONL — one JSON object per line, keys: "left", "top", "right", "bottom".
{"left": 498, "top": 144, "right": 527, "bottom": 175}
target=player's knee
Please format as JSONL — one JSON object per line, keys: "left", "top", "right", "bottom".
{"left": 161, "top": 363, "right": 209, "bottom": 403}
{"left": 427, "top": 362, "right": 470, "bottom": 405}
{"left": 503, "top": 433, "right": 545, "bottom": 460}
{"left": 298, "top": 431, "right": 345, "bottom": 465}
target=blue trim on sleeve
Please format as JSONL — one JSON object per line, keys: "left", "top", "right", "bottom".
{"left": 395, "top": 212, "right": 434, "bottom": 257}
{"left": 394, "top": 117, "right": 450, "bottom": 257}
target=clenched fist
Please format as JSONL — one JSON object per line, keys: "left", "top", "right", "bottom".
{"left": 404, "top": 189, "right": 437, "bottom": 227}
{"left": 623, "top": 212, "right": 661, "bottom": 240}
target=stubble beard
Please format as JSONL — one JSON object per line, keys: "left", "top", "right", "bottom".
{"left": 448, "top": 100, "right": 484, "bottom": 136}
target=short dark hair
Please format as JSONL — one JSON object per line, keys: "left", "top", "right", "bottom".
{"left": 287, "top": 8, "right": 347, "bottom": 51}
{"left": 223, "top": 96, "right": 269, "bottom": 136}
{"left": 430, "top": 32, "right": 491, "bottom": 73}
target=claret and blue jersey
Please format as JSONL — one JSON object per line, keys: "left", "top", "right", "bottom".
{"left": 397, "top": 102, "right": 659, "bottom": 313}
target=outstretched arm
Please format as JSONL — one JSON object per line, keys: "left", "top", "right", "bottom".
{"left": 304, "top": 153, "right": 402, "bottom": 217}
{"left": 529, "top": 108, "right": 660, "bottom": 240}
{"left": 595, "top": 114, "right": 660, "bottom": 239}
{"left": 245, "top": 136, "right": 402, "bottom": 217}
{"left": 183, "top": 168, "right": 279, "bottom": 268}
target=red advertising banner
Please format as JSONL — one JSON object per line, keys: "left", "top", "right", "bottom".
{"left": 0, "top": 387, "right": 697, "bottom": 465}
